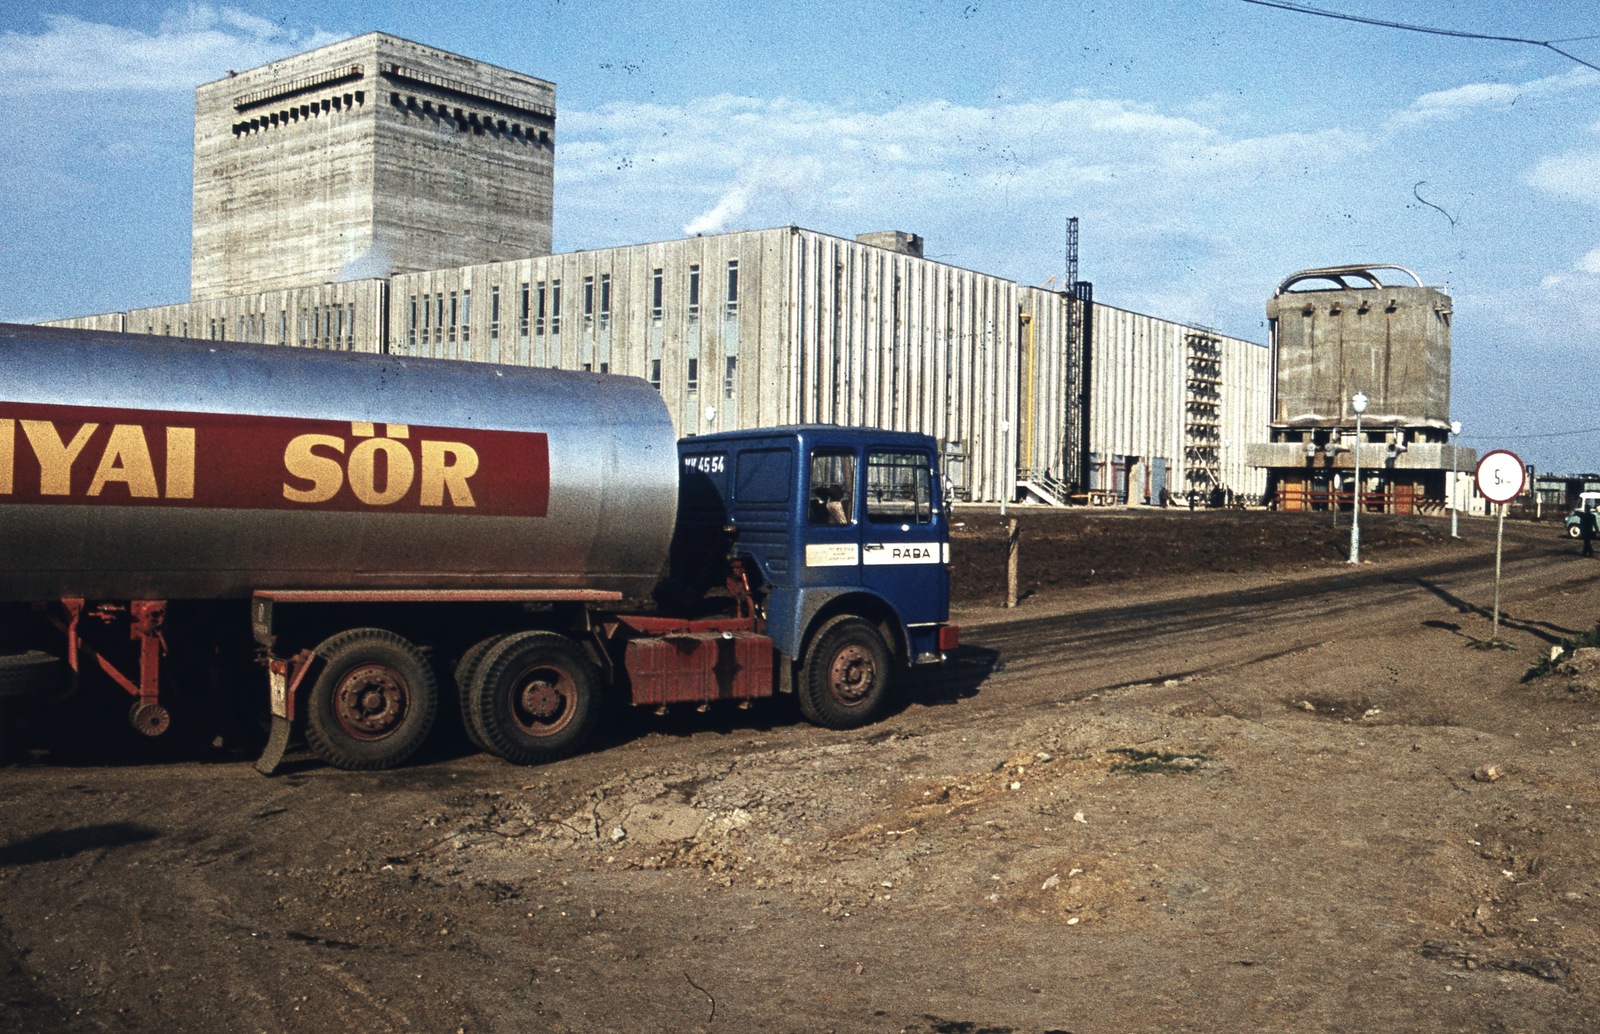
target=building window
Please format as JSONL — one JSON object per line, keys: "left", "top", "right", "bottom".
{"left": 421, "top": 293, "right": 431, "bottom": 345}
{"left": 600, "top": 274, "right": 611, "bottom": 327}
{"left": 687, "top": 357, "right": 699, "bottom": 395}
{"left": 490, "top": 285, "right": 501, "bottom": 340}
{"left": 651, "top": 268, "right": 664, "bottom": 322}
{"left": 435, "top": 293, "right": 445, "bottom": 347}
{"left": 448, "top": 291, "right": 458, "bottom": 345}
{"left": 688, "top": 264, "right": 701, "bottom": 322}
{"left": 408, "top": 296, "right": 418, "bottom": 349}
{"left": 724, "top": 355, "right": 737, "bottom": 398}
{"left": 535, "top": 281, "right": 546, "bottom": 336}
{"left": 650, "top": 359, "right": 661, "bottom": 390}
{"left": 519, "top": 282, "right": 530, "bottom": 338}
{"left": 726, "top": 260, "right": 740, "bottom": 318}
{"left": 550, "top": 280, "right": 562, "bottom": 334}
{"left": 461, "top": 289, "right": 471, "bottom": 346}
{"left": 599, "top": 361, "right": 609, "bottom": 374}
{"left": 583, "top": 276, "right": 595, "bottom": 328}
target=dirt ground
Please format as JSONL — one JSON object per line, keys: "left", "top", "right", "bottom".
{"left": 3, "top": 507, "right": 1600, "bottom": 1033}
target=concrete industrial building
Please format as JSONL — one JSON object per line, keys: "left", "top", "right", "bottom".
{"left": 47, "top": 32, "right": 1272, "bottom": 505}
{"left": 1245, "top": 265, "right": 1474, "bottom": 511}
{"left": 192, "top": 33, "right": 555, "bottom": 299}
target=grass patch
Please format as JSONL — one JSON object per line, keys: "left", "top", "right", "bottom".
{"left": 1522, "top": 622, "right": 1600, "bottom": 682}
{"left": 1107, "top": 747, "right": 1211, "bottom": 775}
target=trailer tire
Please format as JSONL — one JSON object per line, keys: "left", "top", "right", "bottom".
{"left": 469, "top": 632, "right": 601, "bottom": 765}
{"left": 0, "top": 651, "right": 69, "bottom": 702}
{"left": 798, "top": 616, "right": 891, "bottom": 730}
{"left": 305, "top": 629, "right": 438, "bottom": 771}
{"left": 453, "top": 636, "right": 503, "bottom": 754}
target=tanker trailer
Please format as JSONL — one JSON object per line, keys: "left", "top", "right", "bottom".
{"left": 0, "top": 324, "right": 958, "bottom": 774}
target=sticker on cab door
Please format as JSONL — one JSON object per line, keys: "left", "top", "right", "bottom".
{"left": 862, "top": 542, "right": 941, "bottom": 565}
{"left": 805, "top": 543, "right": 860, "bottom": 567}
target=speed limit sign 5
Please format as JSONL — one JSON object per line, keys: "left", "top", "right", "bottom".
{"left": 1475, "top": 449, "right": 1526, "bottom": 505}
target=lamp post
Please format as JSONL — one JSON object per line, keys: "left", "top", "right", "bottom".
{"left": 1349, "top": 391, "right": 1368, "bottom": 564}
{"left": 1449, "top": 420, "right": 1462, "bottom": 539}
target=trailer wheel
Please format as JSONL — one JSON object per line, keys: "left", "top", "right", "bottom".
{"left": 0, "top": 651, "right": 69, "bottom": 702}
{"left": 469, "top": 632, "right": 601, "bottom": 765}
{"left": 453, "top": 636, "right": 503, "bottom": 753}
{"left": 305, "top": 629, "right": 438, "bottom": 771}
{"left": 798, "top": 616, "right": 891, "bottom": 730}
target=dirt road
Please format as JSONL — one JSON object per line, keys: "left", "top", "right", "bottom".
{"left": 3, "top": 511, "right": 1599, "bottom": 1033}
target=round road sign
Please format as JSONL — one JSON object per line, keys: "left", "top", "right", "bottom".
{"left": 1475, "top": 449, "right": 1526, "bottom": 504}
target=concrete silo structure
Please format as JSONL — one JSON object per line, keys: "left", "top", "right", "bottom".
{"left": 1246, "top": 264, "right": 1474, "bottom": 512}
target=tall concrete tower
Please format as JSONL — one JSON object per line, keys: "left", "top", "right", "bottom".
{"left": 1246, "top": 264, "right": 1474, "bottom": 512}
{"left": 191, "top": 33, "right": 554, "bottom": 300}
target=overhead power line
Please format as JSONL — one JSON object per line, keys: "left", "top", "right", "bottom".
{"left": 1240, "top": 0, "right": 1600, "bottom": 73}
{"left": 1462, "top": 425, "right": 1600, "bottom": 442}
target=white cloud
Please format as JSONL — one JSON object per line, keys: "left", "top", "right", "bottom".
{"left": 1391, "top": 65, "right": 1600, "bottom": 126}
{"left": 1580, "top": 249, "right": 1600, "bottom": 275}
{"left": 563, "top": 92, "right": 1367, "bottom": 242}
{"left": 0, "top": 7, "right": 339, "bottom": 94}
{"left": 1529, "top": 151, "right": 1600, "bottom": 205}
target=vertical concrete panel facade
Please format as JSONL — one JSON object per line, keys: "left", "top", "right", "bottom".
{"left": 47, "top": 223, "right": 1264, "bottom": 508}
{"left": 51, "top": 281, "right": 387, "bottom": 354}
{"left": 379, "top": 228, "right": 1022, "bottom": 502}
{"left": 1087, "top": 303, "right": 1268, "bottom": 502}
{"left": 192, "top": 33, "right": 554, "bottom": 300}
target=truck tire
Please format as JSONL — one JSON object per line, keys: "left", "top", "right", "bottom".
{"left": 304, "top": 629, "right": 438, "bottom": 771}
{"left": 798, "top": 615, "right": 892, "bottom": 730}
{"left": 0, "top": 651, "right": 68, "bottom": 702}
{"left": 1569, "top": 524, "right": 1582, "bottom": 539}
{"left": 468, "top": 632, "right": 601, "bottom": 765}
{"left": 453, "top": 635, "right": 504, "bottom": 753}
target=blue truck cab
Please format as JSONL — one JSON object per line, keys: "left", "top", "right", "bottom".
{"left": 672, "top": 425, "right": 958, "bottom": 726}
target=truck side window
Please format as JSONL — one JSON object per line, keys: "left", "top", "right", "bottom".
{"left": 866, "top": 451, "right": 932, "bottom": 524}
{"left": 809, "top": 451, "right": 856, "bottom": 526}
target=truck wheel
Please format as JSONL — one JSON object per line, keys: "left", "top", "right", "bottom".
{"left": 0, "top": 651, "right": 68, "bottom": 702}
{"left": 469, "top": 632, "right": 601, "bottom": 765}
{"left": 453, "top": 636, "right": 503, "bottom": 753}
{"left": 305, "top": 629, "right": 438, "bottom": 771}
{"left": 1569, "top": 524, "right": 1582, "bottom": 539}
{"left": 798, "top": 616, "right": 892, "bottom": 730}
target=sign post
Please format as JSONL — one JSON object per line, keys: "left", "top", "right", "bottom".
{"left": 1475, "top": 450, "right": 1526, "bottom": 644}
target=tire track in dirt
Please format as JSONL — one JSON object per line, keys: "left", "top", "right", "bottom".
{"left": 909, "top": 540, "right": 1593, "bottom": 730}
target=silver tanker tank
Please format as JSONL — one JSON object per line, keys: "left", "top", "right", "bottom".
{"left": 0, "top": 323, "right": 679, "bottom": 601}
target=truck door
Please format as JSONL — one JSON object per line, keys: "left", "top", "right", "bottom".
{"left": 860, "top": 448, "right": 946, "bottom": 626}
{"left": 801, "top": 448, "right": 861, "bottom": 587}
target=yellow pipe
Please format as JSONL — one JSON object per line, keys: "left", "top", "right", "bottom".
{"left": 1020, "top": 311, "right": 1036, "bottom": 471}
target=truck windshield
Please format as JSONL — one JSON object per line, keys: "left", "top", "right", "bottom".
{"left": 866, "top": 451, "right": 931, "bottom": 524}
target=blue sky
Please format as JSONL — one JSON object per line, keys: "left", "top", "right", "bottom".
{"left": 2, "top": 1, "right": 1597, "bottom": 472}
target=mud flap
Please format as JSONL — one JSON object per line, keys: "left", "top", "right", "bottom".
{"left": 255, "top": 715, "right": 292, "bottom": 775}
{"left": 254, "top": 649, "right": 314, "bottom": 776}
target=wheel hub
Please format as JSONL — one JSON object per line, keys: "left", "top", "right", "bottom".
{"left": 511, "top": 665, "right": 576, "bottom": 736}
{"left": 334, "top": 664, "right": 405, "bottom": 738}
{"left": 520, "top": 679, "right": 563, "bottom": 720}
{"left": 828, "top": 646, "right": 875, "bottom": 703}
